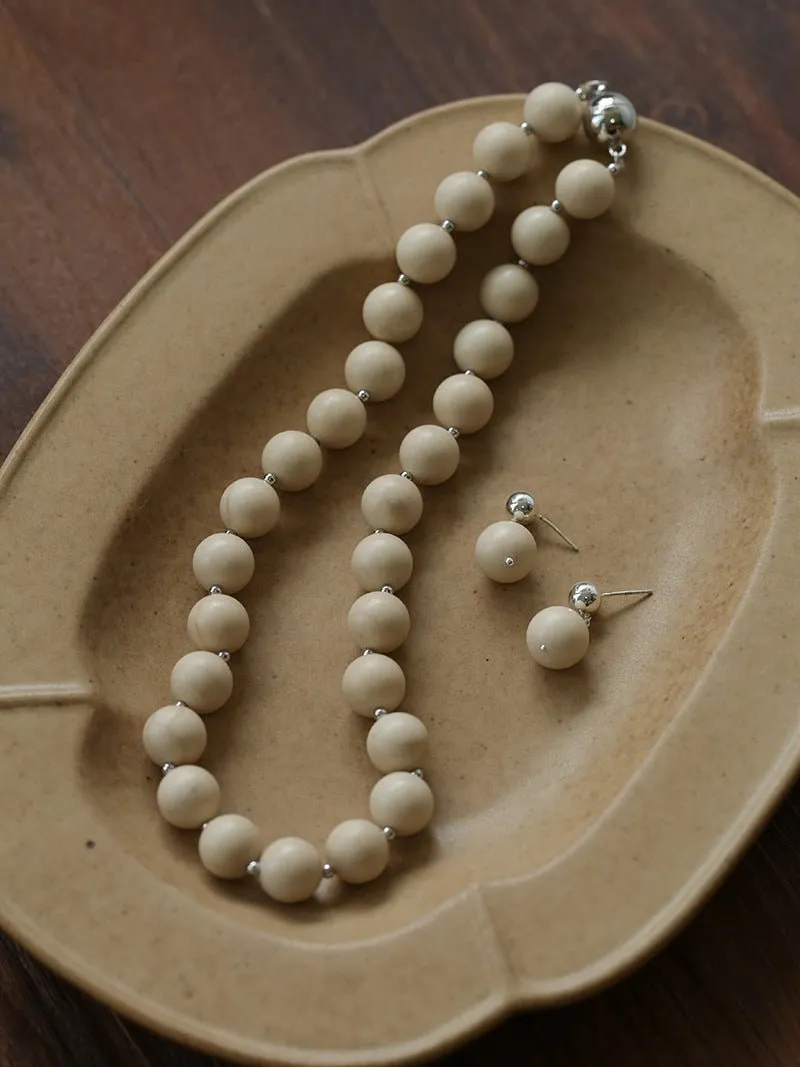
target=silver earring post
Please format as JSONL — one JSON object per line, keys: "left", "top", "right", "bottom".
{"left": 568, "top": 582, "right": 653, "bottom": 618}
{"left": 505, "top": 491, "right": 579, "bottom": 552}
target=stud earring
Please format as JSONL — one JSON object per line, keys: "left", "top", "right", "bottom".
{"left": 475, "top": 490, "right": 578, "bottom": 584}
{"left": 526, "top": 581, "right": 653, "bottom": 669}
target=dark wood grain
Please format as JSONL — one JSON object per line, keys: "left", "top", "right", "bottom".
{"left": 1, "top": 1, "right": 799, "bottom": 1064}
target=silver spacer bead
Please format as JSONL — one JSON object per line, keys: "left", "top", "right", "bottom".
{"left": 447, "top": 426, "right": 460, "bottom": 437}
{"left": 209, "top": 585, "right": 222, "bottom": 595}
{"left": 225, "top": 528, "right": 237, "bottom": 536}
{"left": 201, "top": 821, "right": 210, "bottom": 830}
{"left": 412, "top": 768, "right": 425, "bottom": 778}
{"left": 373, "top": 707, "right": 389, "bottom": 719}
{"left": 476, "top": 169, "right": 490, "bottom": 181}
{"left": 397, "top": 273, "right": 412, "bottom": 286}
{"left": 322, "top": 862, "right": 336, "bottom": 879}
{"left": 608, "top": 161, "right": 623, "bottom": 176}
{"left": 382, "top": 826, "right": 397, "bottom": 840}
{"left": 264, "top": 472, "right": 277, "bottom": 486}
{"left": 161, "top": 762, "right": 175, "bottom": 776}
{"left": 356, "top": 389, "right": 371, "bottom": 402}
{"left": 246, "top": 859, "right": 261, "bottom": 878}
{"left": 550, "top": 199, "right": 563, "bottom": 214}
{"left": 175, "top": 701, "right": 185, "bottom": 707}
{"left": 401, "top": 470, "right": 415, "bottom": 481}
{"left": 516, "top": 258, "right": 531, "bottom": 270}
{"left": 217, "top": 649, "right": 231, "bottom": 662}
{"left": 463, "top": 369, "right": 475, "bottom": 376}
{"left": 520, "top": 120, "right": 533, "bottom": 134}
{"left": 362, "top": 648, "right": 375, "bottom": 656}
{"left": 381, "top": 585, "right": 394, "bottom": 595}
{"left": 440, "top": 218, "right": 456, "bottom": 234}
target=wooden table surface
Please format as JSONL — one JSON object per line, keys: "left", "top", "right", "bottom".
{"left": 1, "top": 1, "right": 799, "bottom": 1064}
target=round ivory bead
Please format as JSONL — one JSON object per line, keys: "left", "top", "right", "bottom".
{"left": 170, "top": 650, "right": 233, "bottom": 713}
{"left": 306, "top": 388, "right": 367, "bottom": 449}
{"left": 555, "top": 158, "right": 616, "bottom": 219}
{"left": 511, "top": 205, "right": 571, "bottom": 266}
{"left": 453, "top": 319, "right": 514, "bottom": 379}
{"left": 348, "top": 592, "right": 410, "bottom": 653}
{"left": 526, "top": 605, "right": 591, "bottom": 669}
{"left": 523, "top": 81, "right": 583, "bottom": 143}
{"left": 325, "top": 819, "right": 389, "bottom": 884}
{"left": 432, "top": 374, "right": 494, "bottom": 435}
{"left": 258, "top": 837, "right": 322, "bottom": 903}
{"left": 369, "top": 771, "right": 434, "bottom": 836}
{"left": 473, "top": 121, "right": 531, "bottom": 181}
{"left": 366, "top": 712, "right": 429, "bottom": 773}
{"left": 362, "top": 282, "right": 423, "bottom": 343}
{"left": 475, "top": 521, "right": 537, "bottom": 583}
{"left": 187, "top": 593, "right": 250, "bottom": 653}
{"left": 396, "top": 223, "right": 456, "bottom": 284}
{"left": 479, "top": 263, "right": 539, "bottom": 323}
{"left": 220, "top": 477, "right": 280, "bottom": 538}
{"left": 344, "top": 341, "right": 406, "bottom": 402}
{"left": 361, "top": 474, "right": 423, "bottom": 534}
{"left": 434, "top": 171, "right": 495, "bottom": 231}
{"left": 261, "top": 430, "right": 323, "bottom": 491}
{"left": 192, "top": 532, "right": 255, "bottom": 594}
{"left": 342, "top": 653, "right": 405, "bottom": 716}
{"left": 199, "top": 814, "right": 260, "bottom": 879}
{"left": 351, "top": 532, "right": 413, "bottom": 591}
{"left": 157, "top": 765, "right": 220, "bottom": 829}
{"left": 398, "top": 424, "right": 460, "bottom": 485}
{"left": 142, "top": 704, "right": 207, "bottom": 766}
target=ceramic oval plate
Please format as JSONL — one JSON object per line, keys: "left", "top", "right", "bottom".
{"left": 1, "top": 95, "right": 799, "bottom": 1066}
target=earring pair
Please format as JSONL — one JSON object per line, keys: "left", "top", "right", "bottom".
{"left": 475, "top": 490, "right": 652, "bottom": 670}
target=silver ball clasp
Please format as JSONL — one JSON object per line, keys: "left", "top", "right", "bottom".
{"left": 583, "top": 89, "right": 638, "bottom": 144}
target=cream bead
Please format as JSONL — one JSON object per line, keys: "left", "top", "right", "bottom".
{"left": 261, "top": 430, "right": 323, "bottom": 491}
{"left": 511, "top": 205, "right": 571, "bottom": 266}
{"left": 187, "top": 593, "right": 250, "bottom": 653}
{"left": 344, "top": 341, "right": 406, "bottom": 402}
{"left": 555, "top": 158, "right": 616, "bottom": 219}
{"left": 361, "top": 474, "right": 423, "bottom": 534}
{"left": 362, "top": 282, "right": 423, "bottom": 343}
{"left": 258, "top": 837, "right": 321, "bottom": 903}
{"left": 142, "top": 704, "right": 207, "bottom": 766}
{"left": 366, "top": 712, "right": 429, "bottom": 773}
{"left": 369, "top": 771, "right": 434, "bottom": 836}
{"left": 170, "top": 650, "right": 233, "bottom": 713}
{"left": 479, "top": 263, "right": 539, "bottom": 323}
{"left": 396, "top": 223, "right": 456, "bottom": 284}
{"left": 432, "top": 374, "right": 494, "bottom": 435}
{"left": 348, "top": 592, "right": 410, "bottom": 653}
{"left": 475, "top": 521, "right": 537, "bottom": 583}
{"left": 434, "top": 171, "right": 495, "bottom": 231}
{"left": 523, "top": 81, "right": 582, "bottom": 143}
{"left": 157, "top": 765, "right": 220, "bottom": 829}
{"left": 220, "top": 477, "right": 280, "bottom": 538}
{"left": 351, "top": 532, "right": 413, "bottom": 591}
{"left": 342, "top": 653, "right": 405, "bottom": 717}
{"left": 398, "top": 424, "right": 460, "bottom": 485}
{"left": 473, "top": 121, "right": 531, "bottom": 181}
{"left": 526, "top": 605, "right": 590, "bottom": 669}
{"left": 453, "top": 319, "right": 514, "bottom": 379}
{"left": 306, "top": 388, "right": 366, "bottom": 450}
{"left": 199, "top": 814, "right": 260, "bottom": 879}
{"left": 192, "top": 532, "right": 255, "bottom": 594}
{"left": 325, "top": 819, "right": 389, "bottom": 884}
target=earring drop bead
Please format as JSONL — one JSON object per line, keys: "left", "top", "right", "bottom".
{"left": 526, "top": 605, "right": 591, "bottom": 669}
{"left": 475, "top": 520, "right": 537, "bottom": 583}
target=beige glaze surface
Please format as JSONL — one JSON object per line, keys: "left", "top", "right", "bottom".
{"left": 0, "top": 96, "right": 799, "bottom": 1065}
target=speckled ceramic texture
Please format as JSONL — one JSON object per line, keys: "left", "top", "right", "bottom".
{"left": 0, "top": 95, "right": 799, "bottom": 1066}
